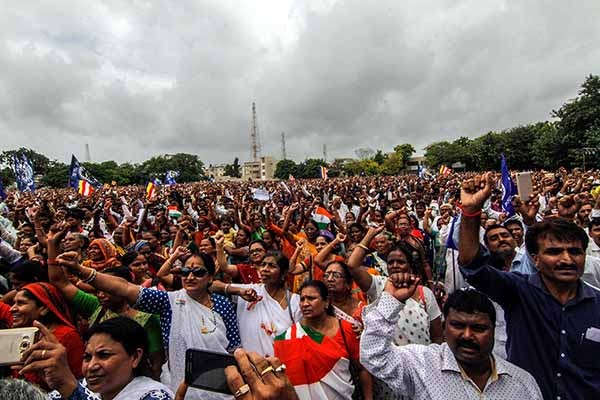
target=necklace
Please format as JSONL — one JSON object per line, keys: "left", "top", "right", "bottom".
{"left": 199, "top": 297, "right": 217, "bottom": 334}
{"left": 268, "top": 288, "right": 286, "bottom": 308}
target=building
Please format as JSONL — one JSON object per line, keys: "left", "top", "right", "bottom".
{"left": 406, "top": 155, "right": 426, "bottom": 175}
{"left": 242, "top": 156, "right": 277, "bottom": 180}
{"left": 205, "top": 164, "right": 228, "bottom": 181}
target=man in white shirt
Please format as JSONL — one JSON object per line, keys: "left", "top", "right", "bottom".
{"left": 360, "top": 273, "right": 542, "bottom": 399}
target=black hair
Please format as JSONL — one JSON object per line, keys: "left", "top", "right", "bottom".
{"left": 387, "top": 242, "right": 415, "bottom": 271}
{"left": 483, "top": 224, "right": 512, "bottom": 247}
{"left": 103, "top": 267, "right": 133, "bottom": 283}
{"left": 298, "top": 280, "right": 334, "bottom": 316}
{"left": 65, "top": 208, "right": 85, "bottom": 221}
{"left": 525, "top": 218, "right": 589, "bottom": 255}
{"left": 121, "top": 251, "right": 140, "bottom": 268}
{"left": 443, "top": 289, "right": 496, "bottom": 327}
{"left": 503, "top": 219, "right": 523, "bottom": 230}
{"left": 84, "top": 316, "right": 150, "bottom": 376}
{"left": 348, "top": 223, "right": 365, "bottom": 233}
{"left": 589, "top": 217, "right": 600, "bottom": 230}
{"left": 324, "top": 260, "right": 353, "bottom": 284}
{"left": 10, "top": 260, "right": 47, "bottom": 284}
{"left": 201, "top": 236, "right": 216, "bottom": 248}
{"left": 184, "top": 252, "right": 216, "bottom": 275}
{"left": 249, "top": 239, "right": 267, "bottom": 251}
{"left": 263, "top": 251, "right": 290, "bottom": 286}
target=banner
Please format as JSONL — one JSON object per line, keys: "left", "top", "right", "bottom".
{"left": 13, "top": 154, "right": 35, "bottom": 193}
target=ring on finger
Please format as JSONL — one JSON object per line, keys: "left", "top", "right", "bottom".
{"left": 234, "top": 384, "right": 250, "bottom": 398}
{"left": 274, "top": 364, "right": 287, "bottom": 373}
{"left": 260, "top": 366, "right": 274, "bottom": 376}
{"left": 41, "top": 350, "right": 47, "bottom": 358}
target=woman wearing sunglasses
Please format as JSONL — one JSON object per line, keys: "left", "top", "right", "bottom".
{"left": 56, "top": 248, "right": 241, "bottom": 400}
{"left": 211, "top": 251, "right": 302, "bottom": 357}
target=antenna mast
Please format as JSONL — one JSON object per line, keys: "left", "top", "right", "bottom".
{"left": 250, "top": 102, "right": 261, "bottom": 161}
{"left": 322, "top": 144, "right": 327, "bottom": 163}
{"left": 85, "top": 143, "right": 91, "bottom": 162}
{"left": 281, "top": 132, "right": 287, "bottom": 160}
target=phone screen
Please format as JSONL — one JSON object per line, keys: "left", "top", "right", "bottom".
{"left": 185, "top": 349, "right": 236, "bottom": 394}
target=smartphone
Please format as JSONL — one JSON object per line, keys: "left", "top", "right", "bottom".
{"left": 516, "top": 172, "right": 534, "bottom": 200}
{"left": 185, "top": 349, "right": 236, "bottom": 394}
{"left": 0, "top": 327, "right": 40, "bottom": 365}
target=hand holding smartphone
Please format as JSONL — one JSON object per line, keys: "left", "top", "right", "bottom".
{"left": 185, "top": 349, "right": 236, "bottom": 394}
{"left": 0, "top": 327, "right": 39, "bottom": 365}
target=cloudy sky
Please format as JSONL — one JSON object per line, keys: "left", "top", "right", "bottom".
{"left": 1, "top": 0, "right": 599, "bottom": 166}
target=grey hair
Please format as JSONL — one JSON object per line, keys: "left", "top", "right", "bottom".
{"left": 0, "top": 379, "right": 47, "bottom": 400}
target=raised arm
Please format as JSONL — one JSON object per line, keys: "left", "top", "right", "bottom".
{"left": 156, "top": 246, "right": 190, "bottom": 287}
{"left": 458, "top": 172, "right": 493, "bottom": 266}
{"left": 56, "top": 256, "right": 140, "bottom": 305}
{"left": 347, "top": 226, "right": 383, "bottom": 292}
{"left": 216, "top": 234, "right": 240, "bottom": 278}
{"left": 314, "top": 233, "right": 346, "bottom": 269}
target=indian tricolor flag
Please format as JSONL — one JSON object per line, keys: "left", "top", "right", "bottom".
{"left": 146, "top": 182, "right": 156, "bottom": 200}
{"left": 78, "top": 180, "right": 94, "bottom": 197}
{"left": 312, "top": 206, "right": 332, "bottom": 230}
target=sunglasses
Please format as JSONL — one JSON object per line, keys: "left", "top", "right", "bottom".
{"left": 179, "top": 267, "right": 209, "bottom": 277}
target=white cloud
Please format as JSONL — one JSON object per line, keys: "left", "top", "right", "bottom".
{"left": 1, "top": 0, "right": 599, "bottom": 165}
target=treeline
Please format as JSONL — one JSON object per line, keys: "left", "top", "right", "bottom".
{"left": 0, "top": 152, "right": 205, "bottom": 188}
{"left": 425, "top": 74, "right": 600, "bottom": 171}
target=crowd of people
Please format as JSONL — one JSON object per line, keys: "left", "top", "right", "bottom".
{"left": 0, "top": 167, "right": 599, "bottom": 399}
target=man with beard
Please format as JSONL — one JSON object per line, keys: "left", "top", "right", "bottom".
{"left": 459, "top": 173, "right": 600, "bottom": 400}
{"left": 361, "top": 280, "right": 542, "bottom": 399}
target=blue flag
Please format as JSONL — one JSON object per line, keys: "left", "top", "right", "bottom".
{"left": 68, "top": 155, "right": 101, "bottom": 189}
{"left": 13, "top": 154, "right": 35, "bottom": 193}
{"left": 165, "top": 170, "right": 179, "bottom": 185}
{"left": 500, "top": 154, "right": 517, "bottom": 217}
{"left": 0, "top": 176, "right": 6, "bottom": 200}
{"left": 445, "top": 215, "right": 458, "bottom": 250}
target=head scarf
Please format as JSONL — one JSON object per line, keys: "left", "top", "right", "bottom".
{"left": 85, "top": 238, "right": 119, "bottom": 271}
{"left": 133, "top": 240, "right": 150, "bottom": 252}
{"left": 21, "top": 282, "right": 75, "bottom": 329}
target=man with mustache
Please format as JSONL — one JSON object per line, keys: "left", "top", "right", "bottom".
{"left": 458, "top": 173, "right": 600, "bottom": 400}
{"left": 360, "top": 276, "right": 542, "bottom": 399}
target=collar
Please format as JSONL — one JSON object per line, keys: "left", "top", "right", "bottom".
{"left": 528, "top": 272, "right": 597, "bottom": 303}
{"left": 440, "top": 343, "right": 511, "bottom": 380}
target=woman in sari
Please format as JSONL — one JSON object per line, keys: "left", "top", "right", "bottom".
{"left": 274, "top": 280, "right": 372, "bottom": 400}
{"left": 82, "top": 239, "right": 120, "bottom": 271}
{"left": 57, "top": 250, "right": 240, "bottom": 400}
{"left": 212, "top": 250, "right": 302, "bottom": 357}
{"left": 324, "top": 261, "right": 364, "bottom": 333}
{"left": 9, "top": 282, "right": 84, "bottom": 389}
{"left": 22, "top": 317, "right": 173, "bottom": 400}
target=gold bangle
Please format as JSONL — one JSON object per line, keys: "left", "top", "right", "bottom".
{"left": 357, "top": 243, "right": 369, "bottom": 251}
{"left": 224, "top": 284, "right": 231, "bottom": 295}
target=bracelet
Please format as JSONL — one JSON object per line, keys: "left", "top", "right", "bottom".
{"left": 357, "top": 243, "right": 370, "bottom": 251}
{"left": 81, "top": 268, "right": 97, "bottom": 284}
{"left": 224, "top": 284, "right": 231, "bottom": 295}
{"left": 461, "top": 208, "right": 482, "bottom": 218}
{"left": 47, "top": 258, "right": 58, "bottom": 265}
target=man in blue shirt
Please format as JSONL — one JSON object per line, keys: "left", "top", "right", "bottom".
{"left": 458, "top": 173, "right": 600, "bottom": 400}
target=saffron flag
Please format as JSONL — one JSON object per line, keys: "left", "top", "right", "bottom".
{"left": 500, "top": 154, "right": 517, "bottom": 217}
{"left": 13, "top": 154, "right": 35, "bottom": 193}
{"left": 439, "top": 165, "right": 452, "bottom": 176}
{"left": 146, "top": 182, "right": 156, "bottom": 200}
{"left": 78, "top": 180, "right": 94, "bottom": 197}
{"left": 312, "top": 206, "right": 332, "bottom": 230}
{"left": 319, "top": 166, "right": 328, "bottom": 180}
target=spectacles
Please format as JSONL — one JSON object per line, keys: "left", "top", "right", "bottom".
{"left": 323, "top": 271, "right": 345, "bottom": 280}
{"left": 179, "top": 267, "right": 209, "bottom": 277}
{"left": 249, "top": 248, "right": 265, "bottom": 254}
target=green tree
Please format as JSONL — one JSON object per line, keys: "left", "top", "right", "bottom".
{"left": 299, "top": 159, "right": 328, "bottom": 178}
{"left": 393, "top": 144, "right": 416, "bottom": 170}
{"left": 224, "top": 157, "right": 242, "bottom": 178}
{"left": 274, "top": 159, "right": 298, "bottom": 179}
{"left": 373, "top": 150, "right": 387, "bottom": 165}
{"left": 0, "top": 148, "right": 51, "bottom": 174}
{"left": 41, "top": 161, "right": 70, "bottom": 188}
{"left": 140, "top": 153, "right": 204, "bottom": 183}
